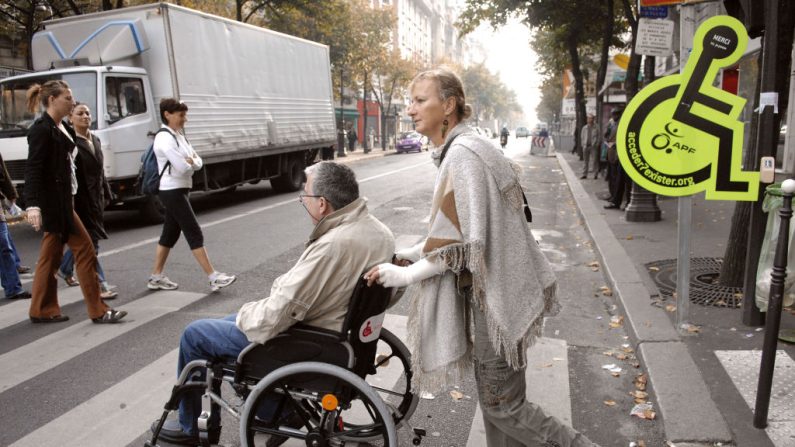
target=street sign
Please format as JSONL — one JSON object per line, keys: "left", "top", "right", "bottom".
{"left": 617, "top": 15, "right": 760, "bottom": 201}
{"left": 640, "top": 6, "right": 668, "bottom": 18}
{"left": 636, "top": 18, "right": 675, "bottom": 57}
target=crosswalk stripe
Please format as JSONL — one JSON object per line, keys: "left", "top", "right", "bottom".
{"left": 0, "top": 290, "right": 205, "bottom": 392}
{"left": 11, "top": 350, "right": 179, "bottom": 447}
{"left": 0, "top": 285, "right": 85, "bottom": 330}
{"left": 466, "top": 337, "right": 572, "bottom": 446}
{"left": 715, "top": 349, "right": 795, "bottom": 447}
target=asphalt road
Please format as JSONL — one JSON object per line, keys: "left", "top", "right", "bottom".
{"left": 0, "top": 137, "right": 666, "bottom": 446}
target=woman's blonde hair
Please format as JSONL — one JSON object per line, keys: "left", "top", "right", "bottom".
{"left": 26, "top": 80, "right": 70, "bottom": 114}
{"left": 410, "top": 67, "right": 473, "bottom": 122}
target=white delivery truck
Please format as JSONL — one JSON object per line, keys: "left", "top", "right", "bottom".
{"left": 0, "top": 2, "right": 336, "bottom": 222}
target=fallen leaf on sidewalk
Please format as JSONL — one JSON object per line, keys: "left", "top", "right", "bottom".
{"left": 603, "top": 400, "right": 616, "bottom": 406}
{"left": 621, "top": 346, "right": 634, "bottom": 353}
{"left": 626, "top": 235, "right": 634, "bottom": 240}
{"left": 647, "top": 266, "right": 660, "bottom": 272}
{"left": 599, "top": 286, "right": 613, "bottom": 296}
{"left": 634, "top": 373, "right": 648, "bottom": 391}
{"left": 539, "top": 362, "right": 554, "bottom": 368}
{"left": 603, "top": 351, "right": 614, "bottom": 357}
{"left": 630, "top": 402, "right": 656, "bottom": 420}
{"left": 665, "top": 304, "right": 677, "bottom": 313}
{"left": 449, "top": 390, "right": 464, "bottom": 401}
{"left": 588, "top": 261, "right": 600, "bottom": 271}
{"left": 615, "top": 353, "right": 628, "bottom": 360}
{"left": 682, "top": 324, "right": 701, "bottom": 333}
{"left": 609, "top": 315, "right": 624, "bottom": 328}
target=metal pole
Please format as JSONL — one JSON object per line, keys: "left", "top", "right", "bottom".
{"left": 743, "top": 0, "right": 780, "bottom": 326}
{"left": 676, "top": 196, "right": 692, "bottom": 333}
{"left": 753, "top": 178, "right": 795, "bottom": 428}
{"left": 337, "top": 68, "right": 346, "bottom": 157}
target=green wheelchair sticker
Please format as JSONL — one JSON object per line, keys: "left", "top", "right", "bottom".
{"left": 617, "top": 15, "right": 760, "bottom": 201}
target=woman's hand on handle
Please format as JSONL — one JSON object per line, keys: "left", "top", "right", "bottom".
{"left": 26, "top": 208, "right": 42, "bottom": 231}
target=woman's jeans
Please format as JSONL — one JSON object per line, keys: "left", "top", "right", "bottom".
{"left": 0, "top": 221, "right": 23, "bottom": 297}
{"left": 472, "top": 305, "right": 596, "bottom": 447}
{"left": 60, "top": 239, "right": 105, "bottom": 283}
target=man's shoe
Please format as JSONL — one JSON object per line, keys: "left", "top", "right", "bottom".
{"left": 92, "top": 309, "right": 127, "bottom": 324}
{"left": 151, "top": 419, "right": 198, "bottom": 445}
{"left": 148, "top": 275, "right": 178, "bottom": 290}
{"left": 8, "top": 291, "right": 31, "bottom": 299}
{"left": 604, "top": 203, "right": 620, "bottom": 210}
{"left": 580, "top": 175, "right": 587, "bottom": 179}
{"left": 210, "top": 272, "right": 237, "bottom": 292}
{"left": 30, "top": 314, "right": 69, "bottom": 323}
{"left": 17, "top": 265, "right": 31, "bottom": 274}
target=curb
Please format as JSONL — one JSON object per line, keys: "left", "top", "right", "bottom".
{"left": 334, "top": 150, "right": 393, "bottom": 165}
{"left": 555, "top": 153, "right": 733, "bottom": 443}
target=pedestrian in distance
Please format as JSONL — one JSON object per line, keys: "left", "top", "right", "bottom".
{"left": 57, "top": 103, "right": 118, "bottom": 300}
{"left": 580, "top": 114, "right": 599, "bottom": 179}
{"left": 0, "top": 151, "right": 32, "bottom": 300}
{"left": 365, "top": 67, "right": 597, "bottom": 447}
{"left": 152, "top": 161, "right": 394, "bottom": 446}
{"left": 147, "top": 98, "right": 236, "bottom": 292}
{"left": 24, "top": 80, "right": 126, "bottom": 324}
{"left": 348, "top": 127, "right": 357, "bottom": 153}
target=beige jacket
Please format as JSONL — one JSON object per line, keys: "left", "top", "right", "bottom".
{"left": 236, "top": 198, "right": 395, "bottom": 345}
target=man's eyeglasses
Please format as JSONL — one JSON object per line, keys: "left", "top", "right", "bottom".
{"left": 298, "top": 193, "right": 323, "bottom": 204}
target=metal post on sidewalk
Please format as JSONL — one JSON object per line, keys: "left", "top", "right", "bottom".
{"left": 753, "top": 178, "right": 795, "bottom": 428}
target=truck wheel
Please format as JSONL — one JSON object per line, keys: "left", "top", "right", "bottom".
{"left": 271, "top": 156, "right": 305, "bottom": 193}
{"left": 139, "top": 196, "right": 166, "bottom": 224}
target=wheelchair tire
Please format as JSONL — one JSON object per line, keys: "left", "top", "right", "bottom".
{"left": 367, "top": 329, "right": 418, "bottom": 429}
{"left": 303, "top": 328, "right": 419, "bottom": 443}
{"left": 239, "top": 361, "right": 397, "bottom": 447}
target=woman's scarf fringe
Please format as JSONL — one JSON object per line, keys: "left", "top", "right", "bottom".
{"left": 407, "top": 239, "right": 559, "bottom": 391}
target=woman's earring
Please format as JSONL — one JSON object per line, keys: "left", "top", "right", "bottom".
{"left": 441, "top": 119, "right": 449, "bottom": 138}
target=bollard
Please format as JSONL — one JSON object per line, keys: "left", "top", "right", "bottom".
{"left": 753, "top": 178, "right": 795, "bottom": 428}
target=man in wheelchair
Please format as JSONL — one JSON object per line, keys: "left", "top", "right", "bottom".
{"left": 152, "top": 161, "right": 395, "bottom": 446}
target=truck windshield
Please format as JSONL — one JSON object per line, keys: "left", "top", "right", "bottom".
{"left": 0, "top": 72, "right": 97, "bottom": 137}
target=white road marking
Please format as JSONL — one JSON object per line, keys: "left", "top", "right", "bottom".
{"left": 0, "top": 290, "right": 205, "bottom": 392}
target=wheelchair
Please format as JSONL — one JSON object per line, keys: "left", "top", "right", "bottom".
{"left": 147, "top": 277, "right": 424, "bottom": 446}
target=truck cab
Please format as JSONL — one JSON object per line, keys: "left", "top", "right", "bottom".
{"left": 0, "top": 66, "right": 157, "bottom": 204}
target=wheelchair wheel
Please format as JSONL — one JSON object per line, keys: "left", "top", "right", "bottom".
{"left": 361, "top": 329, "right": 418, "bottom": 432}
{"left": 240, "top": 361, "right": 397, "bottom": 446}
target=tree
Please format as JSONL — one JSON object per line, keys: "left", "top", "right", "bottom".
{"left": 370, "top": 49, "right": 418, "bottom": 150}
{"left": 459, "top": 62, "right": 522, "bottom": 126}
{"left": 459, "top": 0, "right": 604, "bottom": 156}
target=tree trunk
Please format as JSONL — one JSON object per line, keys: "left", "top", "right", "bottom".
{"left": 567, "top": 33, "right": 585, "bottom": 155}
{"left": 595, "top": 0, "right": 614, "bottom": 135}
{"left": 362, "top": 70, "right": 369, "bottom": 152}
{"left": 720, "top": 1, "right": 795, "bottom": 286}
{"left": 622, "top": 0, "right": 641, "bottom": 102}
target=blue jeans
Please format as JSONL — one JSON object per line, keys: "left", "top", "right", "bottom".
{"left": 60, "top": 239, "right": 106, "bottom": 283}
{"left": 0, "top": 222, "right": 23, "bottom": 297}
{"left": 178, "top": 314, "right": 251, "bottom": 435}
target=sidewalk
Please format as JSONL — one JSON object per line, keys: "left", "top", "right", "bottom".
{"left": 557, "top": 152, "right": 795, "bottom": 446}
{"left": 331, "top": 145, "right": 396, "bottom": 165}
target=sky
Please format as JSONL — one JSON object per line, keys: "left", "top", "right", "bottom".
{"left": 468, "top": 17, "right": 543, "bottom": 127}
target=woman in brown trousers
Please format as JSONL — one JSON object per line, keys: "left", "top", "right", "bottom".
{"left": 24, "top": 80, "right": 126, "bottom": 324}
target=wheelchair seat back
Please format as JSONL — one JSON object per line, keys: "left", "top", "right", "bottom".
{"left": 233, "top": 275, "right": 391, "bottom": 384}
{"left": 340, "top": 277, "right": 392, "bottom": 378}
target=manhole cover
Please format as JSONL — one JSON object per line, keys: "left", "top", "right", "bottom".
{"left": 645, "top": 257, "right": 743, "bottom": 308}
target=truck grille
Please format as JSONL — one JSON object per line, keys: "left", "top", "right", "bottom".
{"left": 5, "top": 160, "right": 26, "bottom": 181}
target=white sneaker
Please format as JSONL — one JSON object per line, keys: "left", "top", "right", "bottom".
{"left": 148, "top": 275, "right": 179, "bottom": 290}
{"left": 210, "top": 273, "right": 236, "bottom": 292}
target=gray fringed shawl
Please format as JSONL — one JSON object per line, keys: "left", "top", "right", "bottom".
{"left": 406, "top": 125, "right": 559, "bottom": 393}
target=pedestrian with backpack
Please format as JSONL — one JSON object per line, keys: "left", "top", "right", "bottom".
{"left": 147, "top": 98, "right": 236, "bottom": 292}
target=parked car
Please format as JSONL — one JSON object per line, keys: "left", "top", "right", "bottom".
{"left": 515, "top": 127, "right": 530, "bottom": 138}
{"left": 396, "top": 131, "right": 424, "bottom": 153}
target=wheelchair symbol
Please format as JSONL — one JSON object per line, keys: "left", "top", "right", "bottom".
{"left": 616, "top": 15, "right": 760, "bottom": 201}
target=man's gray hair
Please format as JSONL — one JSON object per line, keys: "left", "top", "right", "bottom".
{"left": 305, "top": 161, "right": 359, "bottom": 210}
